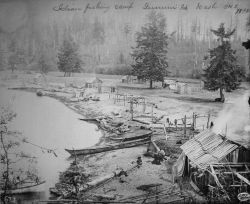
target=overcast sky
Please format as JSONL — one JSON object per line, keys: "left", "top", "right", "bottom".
{"left": 0, "top": 0, "right": 249, "bottom": 39}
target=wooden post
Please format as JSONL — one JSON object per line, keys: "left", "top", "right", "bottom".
{"left": 163, "top": 123, "right": 168, "bottom": 140}
{"left": 207, "top": 113, "right": 210, "bottom": 129}
{"left": 184, "top": 115, "right": 187, "bottom": 137}
{"left": 155, "top": 185, "right": 159, "bottom": 204}
{"left": 151, "top": 104, "right": 154, "bottom": 122}
{"left": 98, "top": 84, "right": 101, "bottom": 93}
{"left": 192, "top": 112, "right": 194, "bottom": 130}
{"left": 130, "top": 100, "right": 133, "bottom": 120}
{"left": 142, "top": 99, "right": 146, "bottom": 113}
{"left": 194, "top": 114, "right": 196, "bottom": 130}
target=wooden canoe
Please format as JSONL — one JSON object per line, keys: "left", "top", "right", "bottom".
{"left": 109, "top": 129, "right": 152, "bottom": 142}
{"left": 0, "top": 181, "right": 46, "bottom": 194}
{"left": 65, "top": 138, "right": 151, "bottom": 156}
{"left": 79, "top": 118, "right": 98, "bottom": 123}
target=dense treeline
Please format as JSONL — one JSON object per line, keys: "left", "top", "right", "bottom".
{"left": 0, "top": 11, "right": 248, "bottom": 78}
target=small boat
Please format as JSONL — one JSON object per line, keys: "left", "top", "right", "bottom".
{"left": 0, "top": 180, "right": 46, "bottom": 195}
{"left": 65, "top": 137, "right": 151, "bottom": 156}
{"left": 49, "top": 187, "right": 61, "bottom": 196}
{"left": 79, "top": 118, "right": 98, "bottom": 123}
{"left": 109, "top": 129, "right": 152, "bottom": 142}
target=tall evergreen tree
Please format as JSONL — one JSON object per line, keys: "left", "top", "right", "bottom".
{"left": 203, "top": 23, "right": 245, "bottom": 102}
{"left": 92, "top": 17, "right": 105, "bottom": 45}
{"left": 92, "top": 17, "right": 105, "bottom": 65}
{"left": 57, "top": 37, "right": 82, "bottom": 77}
{"left": 131, "top": 11, "right": 168, "bottom": 88}
{"left": 245, "top": 15, "right": 250, "bottom": 80}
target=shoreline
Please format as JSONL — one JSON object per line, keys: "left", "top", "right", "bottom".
{"left": 1, "top": 75, "right": 228, "bottom": 202}
{"left": 8, "top": 86, "right": 109, "bottom": 147}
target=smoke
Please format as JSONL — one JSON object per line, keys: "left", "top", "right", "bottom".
{"left": 212, "top": 92, "right": 250, "bottom": 148}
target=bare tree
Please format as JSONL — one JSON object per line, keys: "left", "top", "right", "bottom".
{"left": 0, "top": 107, "right": 56, "bottom": 203}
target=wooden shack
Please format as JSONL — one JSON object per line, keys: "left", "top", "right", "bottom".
{"left": 85, "top": 77, "right": 103, "bottom": 88}
{"left": 121, "top": 75, "right": 138, "bottom": 84}
{"left": 173, "top": 129, "right": 250, "bottom": 202}
{"left": 163, "top": 79, "right": 177, "bottom": 90}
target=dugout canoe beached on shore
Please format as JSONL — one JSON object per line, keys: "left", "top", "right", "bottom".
{"left": 0, "top": 181, "right": 46, "bottom": 195}
{"left": 109, "top": 129, "right": 152, "bottom": 142}
{"left": 65, "top": 137, "right": 151, "bottom": 156}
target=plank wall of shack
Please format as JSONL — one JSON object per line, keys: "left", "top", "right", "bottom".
{"left": 226, "top": 146, "right": 250, "bottom": 163}
{"left": 180, "top": 130, "right": 250, "bottom": 196}
{"left": 184, "top": 147, "right": 250, "bottom": 196}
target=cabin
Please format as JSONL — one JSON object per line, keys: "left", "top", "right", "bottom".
{"left": 121, "top": 75, "right": 138, "bottom": 84}
{"left": 175, "top": 81, "right": 204, "bottom": 95}
{"left": 163, "top": 78, "right": 203, "bottom": 94}
{"left": 163, "top": 79, "right": 177, "bottom": 90}
{"left": 121, "top": 76, "right": 128, "bottom": 83}
{"left": 130, "top": 76, "right": 138, "bottom": 83}
{"left": 176, "top": 82, "right": 189, "bottom": 94}
{"left": 172, "top": 129, "right": 250, "bottom": 201}
{"left": 85, "top": 77, "right": 103, "bottom": 89}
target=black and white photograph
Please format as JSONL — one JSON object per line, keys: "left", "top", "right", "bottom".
{"left": 0, "top": 0, "right": 250, "bottom": 203}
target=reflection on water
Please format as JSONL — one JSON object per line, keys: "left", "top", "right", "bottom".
{"left": 0, "top": 88, "right": 102, "bottom": 202}
{"left": 15, "top": 192, "right": 46, "bottom": 204}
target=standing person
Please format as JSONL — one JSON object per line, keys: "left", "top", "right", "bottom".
{"left": 137, "top": 156, "right": 142, "bottom": 167}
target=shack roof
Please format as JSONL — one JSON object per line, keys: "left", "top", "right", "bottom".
{"left": 180, "top": 129, "right": 238, "bottom": 169}
{"left": 164, "top": 79, "right": 176, "bottom": 84}
{"left": 86, "top": 77, "right": 103, "bottom": 84}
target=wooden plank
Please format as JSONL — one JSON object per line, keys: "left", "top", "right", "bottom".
{"left": 230, "top": 184, "right": 248, "bottom": 187}
{"left": 234, "top": 172, "right": 250, "bottom": 186}
{"left": 245, "top": 164, "right": 250, "bottom": 172}
{"left": 132, "top": 118, "right": 150, "bottom": 125}
{"left": 209, "top": 165, "right": 224, "bottom": 189}
{"left": 163, "top": 123, "right": 169, "bottom": 140}
{"left": 209, "top": 165, "right": 231, "bottom": 201}
{"left": 189, "top": 180, "right": 200, "bottom": 192}
{"left": 212, "top": 163, "right": 250, "bottom": 167}
{"left": 151, "top": 140, "right": 160, "bottom": 152}
{"left": 215, "top": 171, "right": 250, "bottom": 175}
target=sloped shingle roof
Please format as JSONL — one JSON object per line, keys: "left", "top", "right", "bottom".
{"left": 180, "top": 129, "right": 238, "bottom": 169}
{"left": 86, "top": 77, "right": 103, "bottom": 83}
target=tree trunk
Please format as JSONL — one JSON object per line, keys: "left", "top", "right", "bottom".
{"left": 219, "top": 88, "right": 225, "bottom": 103}
{"left": 0, "top": 131, "right": 9, "bottom": 204}
{"left": 150, "top": 80, "right": 153, "bottom": 89}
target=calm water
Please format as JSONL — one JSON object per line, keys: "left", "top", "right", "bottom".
{"left": 0, "top": 88, "right": 102, "bottom": 202}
